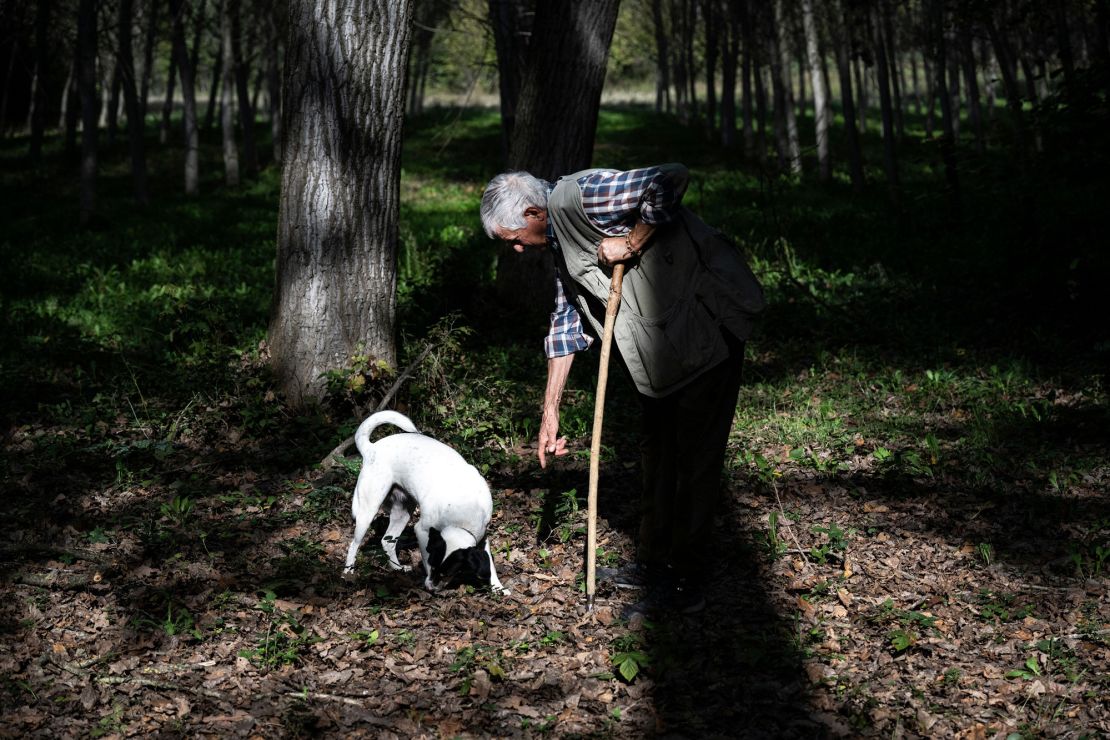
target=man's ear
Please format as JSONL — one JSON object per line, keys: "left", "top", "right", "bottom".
{"left": 426, "top": 527, "right": 446, "bottom": 568}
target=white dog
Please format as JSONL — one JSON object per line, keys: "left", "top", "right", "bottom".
{"left": 343, "top": 410, "right": 508, "bottom": 594}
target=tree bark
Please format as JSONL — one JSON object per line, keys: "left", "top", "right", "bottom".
{"left": 119, "top": 0, "right": 149, "bottom": 205}
{"left": 929, "top": 0, "right": 960, "bottom": 218}
{"left": 229, "top": 0, "right": 258, "bottom": 175}
{"left": 269, "top": 0, "right": 413, "bottom": 408}
{"left": 870, "top": 0, "right": 899, "bottom": 202}
{"left": 204, "top": 9, "right": 224, "bottom": 132}
{"left": 959, "top": 27, "right": 984, "bottom": 154}
{"left": 739, "top": 0, "right": 755, "bottom": 156}
{"left": 29, "top": 0, "right": 51, "bottom": 164}
{"left": 220, "top": 0, "right": 239, "bottom": 186}
{"left": 170, "top": 0, "right": 200, "bottom": 194}
{"left": 651, "top": 0, "right": 670, "bottom": 113}
{"left": 508, "top": 0, "right": 620, "bottom": 180}
{"left": 62, "top": 57, "right": 79, "bottom": 157}
{"left": 140, "top": 0, "right": 159, "bottom": 120}
{"left": 801, "top": 0, "right": 830, "bottom": 181}
{"left": 488, "top": 0, "right": 530, "bottom": 165}
{"left": 720, "top": 0, "right": 739, "bottom": 147}
{"left": 266, "top": 7, "right": 281, "bottom": 165}
{"left": 834, "top": 0, "right": 864, "bottom": 191}
{"left": 770, "top": 0, "right": 801, "bottom": 174}
{"left": 78, "top": 0, "right": 99, "bottom": 225}
{"left": 160, "top": 43, "right": 177, "bottom": 144}
{"left": 703, "top": 0, "right": 719, "bottom": 139}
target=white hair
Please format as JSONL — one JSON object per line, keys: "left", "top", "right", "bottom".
{"left": 480, "top": 171, "right": 549, "bottom": 238}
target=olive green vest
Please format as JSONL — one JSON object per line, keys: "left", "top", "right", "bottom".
{"left": 548, "top": 169, "right": 765, "bottom": 398}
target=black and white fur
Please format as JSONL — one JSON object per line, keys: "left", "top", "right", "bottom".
{"left": 343, "top": 411, "right": 508, "bottom": 594}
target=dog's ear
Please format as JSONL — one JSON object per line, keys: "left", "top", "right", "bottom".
{"left": 426, "top": 527, "right": 446, "bottom": 568}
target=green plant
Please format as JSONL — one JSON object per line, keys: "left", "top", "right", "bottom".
{"left": 765, "top": 511, "right": 788, "bottom": 558}
{"left": 351, "top": 629, "right": 380, "bottom": 647}
{"left": 611, "top": 632, "right": 651, "bottom": 683}
{"left": 450, "top": 645, "right": 507, "bottom": 695}
{"left": 160, "top": 495, "right": 195, "bottom": 527}
{"left": 810, "top": 522, "right": 852, "bottom": 564}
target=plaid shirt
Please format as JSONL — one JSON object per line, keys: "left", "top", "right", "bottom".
{"left": 544, "top": 165, "right": 689, "bottom": 358}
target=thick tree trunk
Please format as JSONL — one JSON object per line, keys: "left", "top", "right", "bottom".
{"left": 119, "top": 0, "right": 149, "bottom": 205}
{"left": 489, "top": 0, "right": 529, "bottom": 165}
{"left": 770, "top": 0, "right": 801, "bottom": 174}
{"left": 508, "top": 0, "right": 620, "bottom": 180}
{"left": 220, "top": 0, "right": 239, "bottom": 186}
{"left": 170, "top": 0, "right": 200, "bottom": 194}
{"left": 871, "top": 0, "right": 899, "bottom": 202}
{"left": 29, "top": 0, "right": 51, "bottom": 164}
{"left": 801, "top": 0, "right": 829, "bottom": 181}
{"left": 269, "top": 0, "right": 413, "bottom": 408}
{"left": 78, "top": 0, "right": 99, "bottom": 225}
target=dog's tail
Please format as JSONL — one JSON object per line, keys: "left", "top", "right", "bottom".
{"left": 353, "top": 410, "right": 419, "bottom": 458}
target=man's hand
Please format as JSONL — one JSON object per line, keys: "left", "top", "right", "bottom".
{"left": 597, "top": 235, "right": 635, "bottom": 266}
{"left": 538, "top": 406, "right": 567, "bottom": 468}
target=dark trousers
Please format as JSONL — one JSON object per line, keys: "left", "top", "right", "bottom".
{"left": 636, "top": 332, "right": 745, "bottom": 581}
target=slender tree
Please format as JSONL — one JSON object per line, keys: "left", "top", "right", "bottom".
{"left": 229, "top": 0, "right": 258, "bottom": 174}
{"left": 834, "top": 0, "right": 864, "bottom": 190}
{"left": 801, "top": 0, "right": 830, "bottom": 181}
{"left": 871, "top": 0, "right": 899, "bottom": 201}
{"left": 140, "top": 0, "right": 158, "bottom": 119}
{"left": 78, "top": 0, "right": 99, "bottom": 224}
{"left": 169, "top": 0, "right": 200, "bottom": 194}
{"left": 651, "top": 0, "right": 671, "bottom": 113}
{"left": 770, "top": 0, "right": 801, "bottom": 173}
{"left": 488, "top": 0, "right": 530, "bottom": 164}
{"left": 269, "top": 0, "right": 414, "bottom": 407}
{"left": 220, "top": 0, "right": 239, "bottom": 186}
{"left": 119, "top": 0, "right": 149, "bottom": 205}
{"left": 929, "top": 0, "right": 960, "bottom": 217}
{"left": 28, "top": 0, "right": 51, "bottom": 164}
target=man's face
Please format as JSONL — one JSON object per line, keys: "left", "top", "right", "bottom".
{"left": 495, "top": 206, "right": 548, "bottom": 253}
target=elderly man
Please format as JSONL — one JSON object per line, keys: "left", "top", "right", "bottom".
{"left": 480, "top": 164, "right": 764, "bottom": 616}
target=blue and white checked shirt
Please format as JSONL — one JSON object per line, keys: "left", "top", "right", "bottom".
{"left": 544, "top": 165, "right": 689, "bottom": 358}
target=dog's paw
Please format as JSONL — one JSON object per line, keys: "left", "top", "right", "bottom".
{"left": 388, "top": 561, "right": 413, "bottom": 573}
{"left": 491, "top": 585, "right": 511, "bottom": 596}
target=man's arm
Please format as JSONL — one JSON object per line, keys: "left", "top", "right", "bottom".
{"left": 538, "top": 353, "right": 574, "bottom": 468}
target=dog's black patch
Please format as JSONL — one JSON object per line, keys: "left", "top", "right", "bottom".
{"left": 429, "top": 536, "right": 494, "bottom": 590}
{"left": 426, "top": 527, "right": 447, "bottom": 569}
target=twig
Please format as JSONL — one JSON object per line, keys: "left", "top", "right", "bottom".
{"left": 319, "top": 343, "right": 436, "bottom": 470}
{"left": 772, "top": 480, "right": 810, "bottom": 568}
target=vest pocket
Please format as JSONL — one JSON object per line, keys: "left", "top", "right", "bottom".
{"left": 618, "top": 297, "right": 723, "bottom": 393}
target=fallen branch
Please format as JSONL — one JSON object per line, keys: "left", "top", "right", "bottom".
{"left": 319, "top": 343, "right": 436, "bottom": 471}
{"left": 96, "top": 675, "right": 227, "bottom": 700}
{"left": 773, "top": 481, "right": 810, "bottom": 569}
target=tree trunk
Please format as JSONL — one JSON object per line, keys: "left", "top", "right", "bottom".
{"left": 801, "top": 0, "right": 829, "bottom": 181}
{"left": 754, "top": 52, "right": 768, "bottom": 165}
{"left": 78, "top": 0, "right": 99, "bottom": 225}
{"left": 651, "top": 0, "right": 670, "bottom": 113}
{"left": 879, "top": 0, "right": 903, "bottom": 140}
{"left": 0, "top": 40, "right": 17, "bottom": 138}
{"left": 170, "top": 0, "right": 200, "bottom": 194}
{"left": 266, "top": 9, "right": 281, "bottom": 165}
{"left": 720, "top": 0, "right": 738, "bottom": 147}
{"left": 770, "top": 0, "right": 801, "bottom": 174}
{"left": 508, "top": 0, "right": 620, "bottom": 180}
{"left": 929, "top": 0, "right": 960, "bottom": 217}
{"left": 29, "top": 0, "right": 51, "bottom": 164}
{"left": 204, "top": 10, "right": 224, "bottom": 132}
{"left": 984, "top": 11, "right": 1030, "bottom": 159}
{"left": 739, "top": 0, "right": 754, "bottom": 156}
{"left": 835, "top": 0, "right": 864, "bottom": 191}
{"left": 871, "top": 0, "right": 899, "bottom": 202}
{"left": 704, "top": 0, "right": 719, "bottom": 138}
{"left": 229, "top": 0, "right": 258, "bottom": 175}
{"left": 62, "top": 58, "right": 79, "bottom": 157}
{"left": 853, "top": 55, "right": 867, "bottom": 131}
{"left": 220, "top": 0, "right": 239, "bottom": 186}
{"left": 140, "top": 0, "right": 159, "bottom": 120}
{"left": 685, "top": 0, "right": 699, "bottom": 124}
{"left": 489, "top": 0, "right": 530, "bottom": 165}
{"left": 107, "top": 58, "right": 122, "bottom": 145}
{"left": 160, "top": 45, "right": 177, "bottom": 144}
{"left": 670, "top": 0, "right": 689, "bottom": 118}
{"left": 270, "top": 0, "right": 413, "bottom": 408}
{"left": 119, "top": 0, "right": 149, "bottom": 205}
{"left": 909, "top": 48, "right": 921, "bottom": 115}
{"left": 959, "top": 28, "right": 985, "bottom": 154}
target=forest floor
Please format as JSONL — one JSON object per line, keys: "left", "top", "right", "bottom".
{"left": 2, "top": 367, "right": 1107, "bottom": 738}
{"left": 3, "top": 105, "right": 1109, "bottom": 737}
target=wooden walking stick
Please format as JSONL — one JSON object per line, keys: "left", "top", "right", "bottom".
{"left": 586, "top": 263, "right": 626, "bottom": 611}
